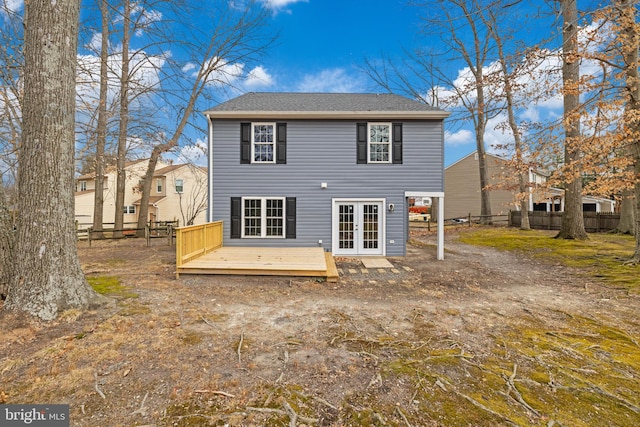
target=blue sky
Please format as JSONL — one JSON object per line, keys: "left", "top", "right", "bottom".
{"left": 2, "top": 0, "right": 605, "bottom": 171}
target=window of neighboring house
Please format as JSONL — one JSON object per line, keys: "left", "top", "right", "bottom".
{"left": 175, "top": 179, "right": 184, "bottom": 193}
{"left": 79, "top": 181, "right": 87, "bottom": 191}
{"left": 368, "top": 123, "right": 391, "bottom": 163}
{"left": 356, "top": 122, "right": 402, "bottom": 164}
{"left": 123, "top": 206, "right": 136, "bottom": 214}
{"left": 156, "top": 178, "right": 163, "bottom": 193}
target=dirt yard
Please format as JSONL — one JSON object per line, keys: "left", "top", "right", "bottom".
{"left": 1, "top": 227, "right": 639, "bottom": 426}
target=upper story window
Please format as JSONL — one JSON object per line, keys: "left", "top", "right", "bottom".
{"left": 156, "top": 178, "right": 163, "bottom": 193}
{"left": 123, "top": 205, "right": 136, "bottom": 214}
{"left": 175, "top": 179, "right": 184, "bottom": 193}
{"left": 78, "top": 181, "right": 87, "bottom": 191}
{"left": 368, "top": 123, "right": 391, "bottom": 163}
{"left": 357, "top": 122, "right": 403, "bottom": 165}
{"left": 252, "top": 123, "right": 275, "bottom": 163}
{"left": 240, "top": 122, "right": 287, "bottom": 164}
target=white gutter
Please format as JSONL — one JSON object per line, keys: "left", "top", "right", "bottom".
{"left": 204, "top": 110, "right": 451, "bottom": 120}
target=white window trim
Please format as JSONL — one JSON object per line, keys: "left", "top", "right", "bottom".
{"left": 251, "top": 122, "right": 276, "bottom": 164}
{"left": 367, "top": 122, "right": 392, "bottom": 164}
{"left": 241, "top": 196, "right": 286, "bottom": 238}
{"left": 124, "top": 205, "right": 136, "bottom": 214}
{"left": 175, "top": 178, "right": 184, "bottom": 194}
{"left": 79, "top": 181, "right": 87, "bottom": 191}
{"left": 156, "top": 178, "right": 163, "bottom": 193}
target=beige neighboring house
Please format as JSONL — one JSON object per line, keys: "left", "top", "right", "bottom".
{"left": 75, "top": 159, "right": 208, "bottom": 228}
{"left": 444, "top": 151, "right": 615, "bottom": 220}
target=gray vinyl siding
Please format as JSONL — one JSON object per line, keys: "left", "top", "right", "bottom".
{"left": 210, "top": 119, "right": 444, "bottom": 256}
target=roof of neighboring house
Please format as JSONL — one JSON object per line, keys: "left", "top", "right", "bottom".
{"left": 204, "top": 92, "right": 450, "bottom": 120}
{"left": 76, "top": 159, "right": 149, "bottom": 180}
{"left": 133, "top": 196, "right": 166, "bottom": 206}
{"left": 154, "top": 164, "right": 184, "bottom": 176}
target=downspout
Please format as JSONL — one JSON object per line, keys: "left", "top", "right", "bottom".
{"left": 207, "top": 114, "right": 213, "bottom": 223}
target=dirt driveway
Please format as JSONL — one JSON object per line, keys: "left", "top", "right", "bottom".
{"left": 1, "top": 227, "right": 639, "bottom": 426}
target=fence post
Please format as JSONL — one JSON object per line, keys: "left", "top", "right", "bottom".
{"left": 145, "top": 225, "right": 150, "bottom": 247}
{"left": 468, "top": 213, "right": 471, "bottom": 226}
{"left": 87, "top": 227, "right": 92, "bottom": 247}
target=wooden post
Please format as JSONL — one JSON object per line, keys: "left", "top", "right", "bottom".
{"left": 468, "top": 213, "right": 472, "bottom": 226}
{"left": 145, "top": 225, "right": 150, "bottom": 247}
{"left": 87, "top": 227, "right": 92, "bottom": 247}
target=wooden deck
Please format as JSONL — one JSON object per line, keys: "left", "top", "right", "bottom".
{"left": 176, "top": 247, "right": 339, "bottom": 282}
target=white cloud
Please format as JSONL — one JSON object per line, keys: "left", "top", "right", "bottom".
{"left": 259, "top": 0, "right": 307, "bottom": 12}
{"left": 244, "top": 65, "right": 274, "bottom": 88}
{"left": 445, "top": 129, "right": 473, "bottom": 147}
{"left": 176, "top": 141, "right": 207, "bottom": 166}
{"left": 297, "top": 68, "right": 365, "bottom": 93}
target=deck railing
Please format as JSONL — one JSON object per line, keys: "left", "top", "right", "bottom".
{"left": 175, "top": 221, "right": 224, "bottom": 268}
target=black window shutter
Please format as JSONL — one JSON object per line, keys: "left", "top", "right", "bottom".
{"left": 285, "top": 197, "right": 296, "bottom": 239}
{"left": 356, "top": 123, "right": 367, "bottom": 164}
{"left": 276, "top": 122, "right": 287, "bottom": 164}
{"left": 240, "top": 123, "right": 251, "bottom": 164}
{"left": 230, "top": 197, "right": 241, "bottom": 238}
{"left": 392, "top": 122, "right": 403, "bottom": 164}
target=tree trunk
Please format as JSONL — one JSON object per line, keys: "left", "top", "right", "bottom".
{"left": 617, "top": 0, "right": 640, "bottom": 262}
{"left": 556, "top": 0, "right": 588, "bottom": 240}
{"left": 114, "top": 1, "right": 131, "bottom": 239}
{"left": 4, "top": 0, "right": 103, "bottom": 320}
{"left": 0, "top": 180, "right": 13, "bottom": 299}
{"left": 92, "top": 0, "right": 110, "bottom": 240}
{"left": 615, "top": 190, "right": 635, "bottom": 234}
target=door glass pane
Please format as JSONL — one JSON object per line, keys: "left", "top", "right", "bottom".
{"left": 339, "top": 204, "right": 354, "bottom": 249}
{"left": 362, "top": 204, "right": 379, "bottom": 249}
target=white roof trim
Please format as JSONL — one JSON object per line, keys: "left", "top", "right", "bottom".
{"left": 205, "top": 110, "right": 450, "bottom": 120}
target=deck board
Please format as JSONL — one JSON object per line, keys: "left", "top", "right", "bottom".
{"left": 177, "top": 247, "right": 338, "bottom": 281}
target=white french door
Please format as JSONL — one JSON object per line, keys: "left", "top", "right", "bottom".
{"left": 332, "top": 200, "right": 384, "bottom": 255}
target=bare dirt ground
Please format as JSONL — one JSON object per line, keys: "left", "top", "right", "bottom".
{"left": 1, "top": 226, "right": 639, "bottom": 426}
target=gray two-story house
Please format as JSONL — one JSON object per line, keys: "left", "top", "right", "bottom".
{"left": 205, "top": 92, "right": 448, "bottom": 259}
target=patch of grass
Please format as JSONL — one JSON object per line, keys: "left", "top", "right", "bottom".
{"left": 87, "top": 275, "right": 138, "bottom": 299}
{"left": 457, "top": 227, "right": 640, "bottom": 292}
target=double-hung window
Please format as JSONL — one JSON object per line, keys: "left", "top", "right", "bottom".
{"left": 368, "top": 123, "right": 391, "bottom": 163}
{"left": 123, "top": 205, "right": 136, "bottom": 214}
{"left": 175, "top": 179, "right": 184, "bottom": 193}
{"left": 156, "top": 178, "right": 163, "bottom": 193}
{"left": 78, "top": 181, "right": 87, "bottom": 191}
{"left": 357, "top": 122, "right": 402, "bottom": 164}
{"left": 252, "top": 123, "right": 275, "bottom": 163}
{"left": 242, "top": 197, "right": 285, "bottom": 238}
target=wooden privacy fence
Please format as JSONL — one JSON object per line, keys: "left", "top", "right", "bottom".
{"left": 175, "top": 221, "right": 224, "bottom": 268}
{"left": 510, "top": 211, "right": 620, "bottom": 232}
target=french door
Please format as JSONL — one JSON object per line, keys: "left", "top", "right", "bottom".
{"left": 333, "top": 200, "right": 384, "bottom": 255}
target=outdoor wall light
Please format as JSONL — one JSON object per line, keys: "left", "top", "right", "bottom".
{"left": 320, "top": 182, "right": 328, "bottom": 189}
{"left": 388, "top": 203, "right": 395, "bottom": 212}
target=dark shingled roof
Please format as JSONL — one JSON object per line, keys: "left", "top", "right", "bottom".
{"left": 204, "top": 92, "right": 449, "bottom": 119}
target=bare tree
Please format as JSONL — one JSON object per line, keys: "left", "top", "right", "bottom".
{"left": 134, "top": 1, "right": 274, "bottom": 235}
{"left": 0, "top": 179, "right": 12, "bottom": 298}
{"left": 555, "top": 0, "right": 588, "bottom": 239}
{"left": 4, "top": 0, "right": 103, "bottom": 319}
{"left": 484, "top": 6, "right": 532, "bottom": 230}
{"left": 113, "top": 0, "right": 132, "bottom": 238}
{"left": 91, "top": 0, "right": 111, "bottom": 239}
{"left": 366, "top": 0, "right": 505, "bottom": 224}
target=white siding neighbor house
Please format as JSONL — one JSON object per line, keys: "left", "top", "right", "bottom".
{"left": 75, "top": 159, "right": 207, "bottom": 228}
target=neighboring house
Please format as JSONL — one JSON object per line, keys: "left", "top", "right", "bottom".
{"left": 75, "top": 159, "right": 207, "bottom": 227}
{"left": 443, "top": 151, "right": 615, "bottom": 220}
{"left": 205, "top": 92, "right": 449, "bottom": 258}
